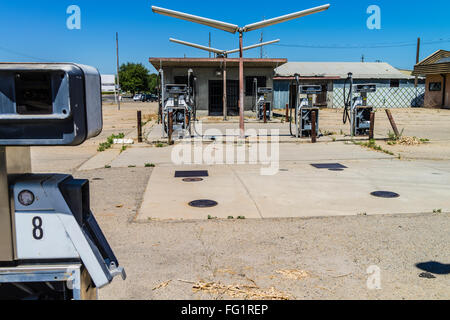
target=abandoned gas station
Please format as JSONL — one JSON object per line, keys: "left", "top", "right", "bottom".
{"left": 151, "top": 57, "right": 426, "bottom": 115}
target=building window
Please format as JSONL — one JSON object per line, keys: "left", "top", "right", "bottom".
{"left": 174, "top": 76, "right": 188, "bottom": 85}
{"left": 429, "top": 82, "right": 442, "bottom": 92}
{"left": 390, "top": 80, "right": 400, "bottom": 88}
{"left": 245, "top": 76, "right": 266, "bottom": 96}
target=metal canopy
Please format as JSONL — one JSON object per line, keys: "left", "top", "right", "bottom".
{"left": 169, "top": 38, "right": 224, "bottom": 55}
{"left": 152, "top": 6, "right": 239, "bottom": 34}
{"left": 169, "top": 38, "right": 280, "bottom": 56}
{"left": 152, "top": 4, "right": 330, "bottom": 136}
{"left": 152, "top": 4, "right": 330, "bottom": 35}
{"left": 226, "top": 39, "right": 280, "bottom": 55}
{"left": 243, "top": 4, "right": 330, "bottom": 32}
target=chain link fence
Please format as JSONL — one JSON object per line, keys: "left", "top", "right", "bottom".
{"left": 333, "top": 86, "right": 425, "bottom": 109}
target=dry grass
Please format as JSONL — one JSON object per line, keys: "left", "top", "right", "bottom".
{"left": 152, "top": 280, "right": 172, "bottom": 291}
{"left": 275, "top": 269, "right": 311, "bottom": 280}
{"left": 397, "top": 136, "right": 426, "bottom": 145}
{"left": 182, "top": 280, "right": 291, "bottom": 300}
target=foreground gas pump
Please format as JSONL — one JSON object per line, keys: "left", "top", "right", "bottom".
{"left": 295, "top": 85, "right": 321, "bottom": 138}
{"left": 289, "top": 74, "right": 321, "bottom": 138}
{"left": 253, "top": 81, "right": 273, "bottom": 121}
{"left": 343, "top": 73, "right": 377, "bottom": 136}
{"left": 161, "top": 69, "right": 195, "bottom": 140}
{"left": 0, "top": 63, "right": 125, "bottom": 300}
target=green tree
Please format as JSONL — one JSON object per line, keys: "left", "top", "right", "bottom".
{"left": 118, "top": 63, "right": 150, "bottom": 94}
{"left": 148, "top": 73, "right": 158, "bottom": 94}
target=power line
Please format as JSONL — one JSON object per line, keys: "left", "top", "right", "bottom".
{"left": 0, "top": 45, "right": 48, "bottom": 61}
{"left": 274, "top": 38, "right": 450, "bottom": 49}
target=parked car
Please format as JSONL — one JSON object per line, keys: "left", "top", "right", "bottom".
{"left": 133, "top": 94, "right": 143, "bottom": 101}
{"left": 141, "top": 94, "right": 158, "bottom": 102}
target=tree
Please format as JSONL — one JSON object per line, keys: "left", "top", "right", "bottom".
{"left": 118, "top": 63, "right": 150, "bottom": 94}
{"left": 148, "top": 73, "right": 158, "bottom": 94}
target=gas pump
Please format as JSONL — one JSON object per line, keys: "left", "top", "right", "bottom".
{"left": 252, "top": 78, "right": 273, "bottom": 121}
{"left": 290, "top": 74, "right": 321, "bottom": 138}
{"left": 0, "top": 63, "right": 126, "bottom": 300}
{"left": 343, "top": 73, "right": 376, "bottom": 136}
{"left": 161, "top": 69, "right": 195, "bottom": 139}
{"left": 256, "top": 87, "right": 273, "bottom": 121}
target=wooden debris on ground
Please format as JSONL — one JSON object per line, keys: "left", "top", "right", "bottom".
{"left": 397, "top": 136, "right": 423, "bottom": 146}
{"left": 152, "top": 280, "right": 172, "bottom": 291}
{"left": 275, "top": 269, "right": 310, "bottom": 280}
{"left": 187, "top": 280, "right": 291, "bottom": 300}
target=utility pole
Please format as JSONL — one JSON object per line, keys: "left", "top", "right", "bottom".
{"left": 116, "top": 32, "right": 121, "bottom": 111}
{"left": 415, "top": 37, "right": 421, "bottom": 87}
{"left": 260, "top": 16, "right": 265, "bottom": 59}
{"left": 239, "top": 31, "right": 245, "bottom": 137}
{"left": 209, "top": 32, "right": 211, "bottom": 58}
{"left": 260, "top": 31, "right": 264, "bottom": 58}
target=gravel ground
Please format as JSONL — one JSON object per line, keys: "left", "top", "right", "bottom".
{"left": 74, "top": 167, "right": 450, "bottom": 300}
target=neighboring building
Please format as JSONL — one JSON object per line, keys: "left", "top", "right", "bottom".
{"left": 413, "top": 50, "right": 450, "bottom": 109}
{"left": 397, "top": 69, "right": 414, "bottom": 77}
{"left": 273, "top": 62, "right": 425, "bottom": 109}
{"left": 101, "top": 74, "right": 117, "bottom": 93}
{"left": 149, "top": 57, "right": 287, "bottom": 116}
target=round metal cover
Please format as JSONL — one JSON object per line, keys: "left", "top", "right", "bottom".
{"left": 371, "top": 191, "right": 400, "bottom": 199}
{"left": 18, "top": 190, "right": 35, "bottom": 206}
{"left": 183, "top": 178, "right": 204, "bottom": 182}
{"left": 189, "top": 200, "right": 218, "bottom": 208}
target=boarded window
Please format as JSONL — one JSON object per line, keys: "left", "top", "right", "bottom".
{"left": 390, "top": 80, "right": 400, "bottom": 88}
{"left": 429, "top": 82, "right": 442, "bottom": 92}
{"left": 245, "top": 76, "right": 266, "bottom": 96}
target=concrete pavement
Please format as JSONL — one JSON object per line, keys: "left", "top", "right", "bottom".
{"left": 136, "top": 142, "right": 450, "bottom": 221}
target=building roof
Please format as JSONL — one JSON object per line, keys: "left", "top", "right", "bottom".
{"left": 397, "top": 69, "right": 413, "bottom": 76}
{"left": 437, "top": 57, "right": 450, "bottom": 64}
{"left": 413, "top": 50, "right": 450, "bottom": 75}
{"left": 149, "top": 57, "right": 287, "bottom": 70}
{"left": 274, "top": 62, "right": 413, "bottom": 80}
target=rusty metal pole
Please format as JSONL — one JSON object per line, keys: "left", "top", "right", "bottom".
{"left": 385, "top": 109, "right": 400, "bottom": 138}
{"left": 311, "top": 111, "right": 317, "bottom": 143}
{"left": 116, "top": 32, "right": 121, "bottom": 111}
{"left": 168, "top": 111, "right": 173, "bottom": 145}
{"left": 415, "top": 37, "right": 421, "bottom": 88}
{"left": 369, "top": 111, "right": 375, "bottom": 140}
{"left": 263, "top": 103, "right": 267, "bottom": 123}
{"left": 286, "top": 103, "right": 289, "bottom": 123}
{"left": 137, "top": 111, "right": 143, "bottom": 143}
{"left": 239, "top": 31, "right": 245, "bottom": 138}
{"left": 223, "top": 58, "right": 227, "bottom": 121}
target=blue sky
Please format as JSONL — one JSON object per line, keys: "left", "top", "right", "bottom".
{"left": 0, "top": 0, "right": 449, "bottom": 74}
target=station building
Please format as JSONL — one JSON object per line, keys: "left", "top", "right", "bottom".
{"left": 413, "top": 50, "right": 450, "bottom": 109}
{"left": 150, "top": 57, "right": 287, "bottom": 116}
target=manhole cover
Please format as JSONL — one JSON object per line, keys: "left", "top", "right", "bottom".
{"left": 311, "top": 163, "right": 348, "bottom": 170}
{"left": 371, "top": 191, "right": 400, "bottom": 199}
{"left": 189, "top": 200, "right": 218, "bottom": 208}
{"left": 175, "top": 170, "right": 209, "bottom": 178}
{"left": 183, "top": 178, "right": 204, "bottom": 182}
